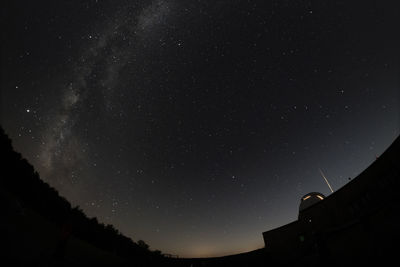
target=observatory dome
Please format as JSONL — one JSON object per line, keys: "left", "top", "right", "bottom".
{"left": 299, "top": 192, "right": 325, "bottom": 213}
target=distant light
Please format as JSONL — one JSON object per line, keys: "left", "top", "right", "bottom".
{"left": 26, "top": 109, "right": 30, "bottom": 113}
{"left": 303, "top": 195, "right": 311, "bottom": 200}
{"left": 317, "top": 195, "right": 324, "bottom": 200}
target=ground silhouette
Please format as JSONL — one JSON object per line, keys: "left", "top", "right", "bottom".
{"left": 0, "top": 125, "right": 168, "bottom": 266}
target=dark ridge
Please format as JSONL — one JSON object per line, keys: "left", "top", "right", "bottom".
{"left": 0, "top": 125, "right": 167, "bottom": 266}
{"left": 2, "top": 123, "right": 400, "bottom": 266}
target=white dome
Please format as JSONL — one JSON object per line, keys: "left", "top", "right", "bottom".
{"left": 299, "top": 192, "right": 325, "bottom": 213}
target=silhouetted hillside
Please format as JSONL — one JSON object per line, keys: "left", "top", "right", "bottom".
{"left": 0, "top": 125, "right": 166, "bottom": 265}
{"left": 5, "top": 123, "right": 398, "bottom": 266}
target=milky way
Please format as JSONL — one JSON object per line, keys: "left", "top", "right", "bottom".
{"left": 2, "top": 0, "right": 399, "bottom": 257}
{"left": 40, "top": 0, "right": 175, "bottom": 189}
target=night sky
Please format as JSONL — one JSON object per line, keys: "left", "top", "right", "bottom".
{"left": 1, "top": 0, "right": 399, "bottom": 258}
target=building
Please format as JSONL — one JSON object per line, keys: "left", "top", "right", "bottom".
{"left": 298, "top": 192, "right": 325, "bottom": 220}
{"left": 262, "top": 137, "right": 400, "bottom": 265}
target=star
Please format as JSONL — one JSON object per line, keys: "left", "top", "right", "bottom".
{"left": 2, "top": 0, "right": 398, "bottom": 259}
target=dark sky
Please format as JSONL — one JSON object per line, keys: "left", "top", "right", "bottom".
{"left": 1, "top": 0, "right": 399, "bottom": 257}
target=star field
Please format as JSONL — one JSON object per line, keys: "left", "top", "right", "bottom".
{"left": 2, "top": 0, "right": 399, "bottom": 257}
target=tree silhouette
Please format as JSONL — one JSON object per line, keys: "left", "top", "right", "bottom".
{"left": 0, "top": 125, "right": 165, "bottom": 264}
{"left": 137, "top": 240, "right": 150, "bottom": 250}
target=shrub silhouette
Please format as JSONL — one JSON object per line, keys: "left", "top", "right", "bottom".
{"left": 0, "top": 125, "right": 164, "bottom": 263}
{"left": 137, "top": 240, "right": 150, "bottom": 250}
